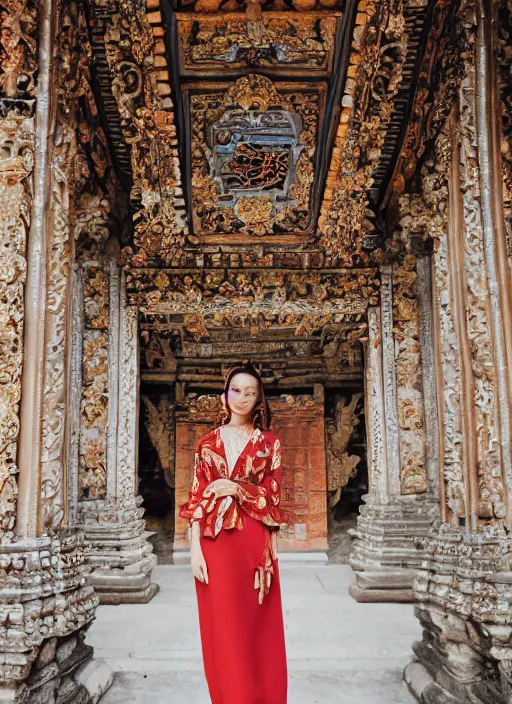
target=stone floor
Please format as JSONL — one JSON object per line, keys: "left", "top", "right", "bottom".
{"left": 89, "top": 563, "right": 418, "bottom": 703}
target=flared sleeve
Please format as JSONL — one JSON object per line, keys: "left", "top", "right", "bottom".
{"left": 179, "top": 447, "right": 209, "bottom": 524}
{"left": 235, "top": 436, "right": 285, "bottom": 528}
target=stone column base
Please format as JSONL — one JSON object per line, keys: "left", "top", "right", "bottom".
{"left": 406, "top": 525, "right": 512, "bottom": 704}
{"left": 79, "top": 498, "right": 159, "bottom": 605}
{"left": 0, "top": 532, "right": 102, "bottom": 704}
{"left": 349, "top": 495, "right": 438, "bottom": 602}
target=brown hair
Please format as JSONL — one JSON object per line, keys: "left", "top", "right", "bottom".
{"left": 221, "top": 363, "right": 272, "bottom": 431}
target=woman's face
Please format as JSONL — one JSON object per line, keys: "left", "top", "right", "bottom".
{"left": 224, "top": 372, "right": 259, "bottom": 418}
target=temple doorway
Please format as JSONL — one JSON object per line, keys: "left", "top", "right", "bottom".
{"left": 136, "top": 325, "right": 368, "bottom": 564}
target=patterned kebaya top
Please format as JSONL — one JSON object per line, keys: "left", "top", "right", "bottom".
{"left": 179, "top": 426, "right": 285, "bottom": 539}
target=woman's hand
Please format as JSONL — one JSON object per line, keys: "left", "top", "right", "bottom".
{"left": 204, "top": 478, "right": 239, "bottom": 500}
{"left": 191, "top": 540, "right": 209, "bottom": 584}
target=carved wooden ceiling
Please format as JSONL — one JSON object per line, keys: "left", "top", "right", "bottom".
{"left": 86, "top": 0, "right": 435, "bottom": 268}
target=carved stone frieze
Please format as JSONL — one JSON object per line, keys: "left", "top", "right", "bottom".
{"left": 0, "top": 531, "right": 97, "bottom": 684}
{"left": 0, "top": 0, "right": 38, "bottom": 542}
{"left": 408, "top": 524, "right": 512, "bottom": 704}
{"left": 421, "top": 134, "right": 467, "bottom": 522}
{"left": 126, "top": 268, "right": 380, "bottom": 337}
{"left": 40, "top": 0, "right": 85, "bottom": 533}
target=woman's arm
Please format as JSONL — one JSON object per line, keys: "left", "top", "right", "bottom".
{"left": 235, "top": 437, "right": 285, "bottom": 527}
{"left": 190, "top": 521, "right": 208, "bottom": 584}
{"left": 179, "top": 448, "right": 209, "bottom": 523}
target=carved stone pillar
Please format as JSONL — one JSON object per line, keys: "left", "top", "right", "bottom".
{"left": 78, "top": 275, "right": 158, "bottom": 604}
{"left": 0, "top": 0, "right": 104, "bottom": 700}
{"left": 349, "top": 270, "right": 438, "bottom": 603}
{"left": 405, "top": 6, "right": 512, "bottom": 702}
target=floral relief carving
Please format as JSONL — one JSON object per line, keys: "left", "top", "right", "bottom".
{"left": 0, "top": 117, "right": 32, "bottom": 539}
{"left": 76, "top": 195, "right": 112, "bottom": 501}
{"left": 392, "top": 252, "right": 428, "bottom": 495}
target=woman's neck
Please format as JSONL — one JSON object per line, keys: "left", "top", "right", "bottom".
{"left": 228, "top": 414, "right": 252, "bottom": 428}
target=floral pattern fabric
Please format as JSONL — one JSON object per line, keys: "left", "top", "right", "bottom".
{"left": 179, "top": 426, "right": 285, "bottom": 539}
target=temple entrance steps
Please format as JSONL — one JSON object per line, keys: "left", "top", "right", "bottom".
{"left": 88, "top": 564, "right": 418, "bottom": 703}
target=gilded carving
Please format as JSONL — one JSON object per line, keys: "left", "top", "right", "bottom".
{"left": 177, "top": 0, "right": 343, "bottom": 11}
{"left": 126, "top": 268, "right": 380, "bottom": 313}
{"left": 98, "top": 0, "right": 189, "bottom": 265}
{"left": 319, "top": 0, "right": 406, "bottom": 263}
{"left": 0, "top": 0, "right": 37, "bottom": 106}
{"left": 188, "top": 74, "right": 324, "bottom": 238}
{"left": 176, "top": 13, "right": 339, "bottom": 76}
{"left": 390, "top": 0, "right": 457, "bottom": 196}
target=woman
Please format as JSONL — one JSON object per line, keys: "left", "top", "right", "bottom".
{"left": 179, "top": 363, "right": 288, "bottom": 704}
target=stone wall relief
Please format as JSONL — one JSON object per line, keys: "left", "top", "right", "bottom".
{"left": 142, "top": 395, "right": 176, "bottom": 490}
{"left": 326, "top": 394, "right": 364, "bottom": 508}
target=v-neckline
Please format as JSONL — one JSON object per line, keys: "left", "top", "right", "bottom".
{"left": 217, "top": 426, "right": 260, "bottom": 478}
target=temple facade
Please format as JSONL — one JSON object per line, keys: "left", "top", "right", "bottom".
{"left": 0, "top": 0, "right": 511, "bottom": 701}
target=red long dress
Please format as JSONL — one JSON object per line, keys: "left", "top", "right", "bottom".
{"left": 179, "top": 426, "right": 288, "bottom": 704}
